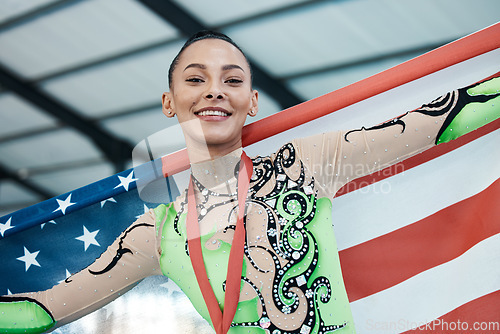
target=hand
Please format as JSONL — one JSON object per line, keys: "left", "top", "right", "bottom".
{"left": 0, "top": 297, "right": 55, "bottom": 333}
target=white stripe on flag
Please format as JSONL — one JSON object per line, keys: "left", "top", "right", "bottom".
{"left": 332, "top": 129, "right": 500, "bottom": 251}
{"left": 350, "top": 233, "right": 500, "bottom": 334}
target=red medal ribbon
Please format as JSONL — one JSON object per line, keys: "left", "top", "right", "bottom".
{"left": 187, "top": 152, "right": 253, "bottom": 334}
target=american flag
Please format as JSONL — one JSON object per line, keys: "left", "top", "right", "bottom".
{"left": 1, "top": 23, "right": 499, "bottom": 333}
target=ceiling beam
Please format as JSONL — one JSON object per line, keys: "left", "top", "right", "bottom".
{"left": 282, "top": 41, "right": 454, "bottom": 80}
{"left": 138, "top": 0, "right": 303, "bottom": 109}
{"left": 0, "top": 0, "right": 80, "bottom": 32}
{"left": 215, "top": 0, "right": 327, "bottom": 30}
{"left": 32, "top": 37, "right": 180, "bottom": 83}
{"left": 0, "top": 125, "right": 62, "bottom": 144}
{"left": 0, "top": 164, "right": 55, "bottom": 200}
{"left": 0, "top": 64, "right": 133, "bottom": 171}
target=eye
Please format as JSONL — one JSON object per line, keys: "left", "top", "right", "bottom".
{"left": 186, "top": 77, "right": 204, "bottom": 83}
{"left": 225, "top": 78, "right": 243, "bottom": 85}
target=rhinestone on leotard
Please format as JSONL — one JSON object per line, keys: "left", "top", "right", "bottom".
{"left": 259, "top": 317, "right": 271, "bottom": 329}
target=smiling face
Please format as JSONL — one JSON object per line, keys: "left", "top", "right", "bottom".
{"left": 162, "top": 38, "right": 258, "bottom": 161}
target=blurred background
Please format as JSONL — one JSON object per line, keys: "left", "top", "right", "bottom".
{"left": 0, "top": 0, "right": 499, "bottom": 216}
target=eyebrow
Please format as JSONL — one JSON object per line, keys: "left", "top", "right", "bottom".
{"left": 184, "top": 63, "right": 206, "bottom": 71}
{"left": 222, "top": 64, "right": 244, "bottom": 72}
{"left": 183, "top": 63, "right": 245, "bottom": 72}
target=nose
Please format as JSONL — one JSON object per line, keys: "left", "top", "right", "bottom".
{"left": 205, "top": 93, "right": 224, "bottom": 100}
{"left": 204, "top": 81, "right": 225, "bottom": 100}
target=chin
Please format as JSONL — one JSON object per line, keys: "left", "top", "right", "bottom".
{"left": 200, "top": 130, "right": 238, "bottom": 143}
{"left": 206, "top": 136, "right": 239, "bottom": 147}
{"left": 188, "top": 133, "right": 238, "bottom": 147}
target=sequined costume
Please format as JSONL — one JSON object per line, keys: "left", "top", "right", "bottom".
{"left": 0, "top": 76, "right": 499, "bottom": 334}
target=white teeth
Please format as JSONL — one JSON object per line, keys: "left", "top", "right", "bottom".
{"left": 197, "top": 110, "right": 229, "bottom": 116}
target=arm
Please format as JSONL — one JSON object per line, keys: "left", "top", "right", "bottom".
{"left": 0, "top": 210, "right": 161, "bottom": 333}
{"left": 293, "top": 75, "right": 500, "bottom": 195}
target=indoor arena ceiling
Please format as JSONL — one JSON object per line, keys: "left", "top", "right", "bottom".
{"left": 0, "top": 0, "right": 499, "bottom": 216}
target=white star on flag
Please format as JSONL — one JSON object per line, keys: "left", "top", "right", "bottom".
{"left": 17, "top": 246, "right": 41, "bottom": 271}
{"left": 41, "top": 220, "right": 57, "bottom": 230}
{"left": 58, "top": 269, "right": 72, "bottom": 284}
{"left": 101, "top": 197, "right": 117, "bottom": 208}
{"left": 75, "top": 226, "right": 100, "bottom": 251}
{"left": 114, "top": 171, "right": 137, "bottom": 192}
{"left": 0, "top": 217, "right": 14, "bottom": 237}
{"left": 53, "top": 194, "right": 76, "bottom": 215}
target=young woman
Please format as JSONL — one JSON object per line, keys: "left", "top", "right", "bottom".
{"left": 1, "top": 31, "right": 499, "bottom": 334}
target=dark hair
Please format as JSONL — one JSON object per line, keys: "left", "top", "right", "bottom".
{"left": 168, "top": 30, "right": 252, "bottom": 88}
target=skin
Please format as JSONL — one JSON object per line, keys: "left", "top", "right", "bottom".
{"left": 162, "top": 39, "right": 259, "bottom": 163}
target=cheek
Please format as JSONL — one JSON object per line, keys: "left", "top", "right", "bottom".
{"left": 235, "top": 92, "right": 253, "bottom": 110}
{"left": 173, "top": 91, "right": 197, "bottom": 110}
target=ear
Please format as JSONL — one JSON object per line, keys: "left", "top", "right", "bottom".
{"left": 162, "top": 92, "right": 175, "bottom": 118}
{"left": 248, "top": 89, "right": 259, "bottom": 117}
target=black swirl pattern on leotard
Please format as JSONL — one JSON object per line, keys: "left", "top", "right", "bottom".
{"left": 231, "top": 143, "right": 346, "bottom": 333}
{"left": 344, "top": 80, "right": 500, "bottom": 145}
{"left": 173, "top": 144, "right": 346, "bottom": 332}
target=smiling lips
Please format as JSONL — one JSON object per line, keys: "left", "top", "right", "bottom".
{"left": 196, "top": 110, "right": 229, "bottom": 116}
{"left": 194, "top": 108, "right": 231, "bottom": 120}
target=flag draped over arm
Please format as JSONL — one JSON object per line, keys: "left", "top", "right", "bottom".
{"left": 1, "top": 23, "right": 499, "bottom": 333}
{"left": 0, "top": 163, "right": 179, "bottom": 294}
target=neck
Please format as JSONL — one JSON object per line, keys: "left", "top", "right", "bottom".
{"left": 186, "top": 138, "right": 243, "bottom": 164}
{"left": 190, "top": 145, "right": 242, "bottom": 190}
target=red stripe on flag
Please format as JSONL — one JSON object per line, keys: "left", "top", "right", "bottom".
{"left": 402, "top": 290, "right": 500, "bottom": 334}
{"left": 339, "top": 178, "right": 500, "bottom": 302}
